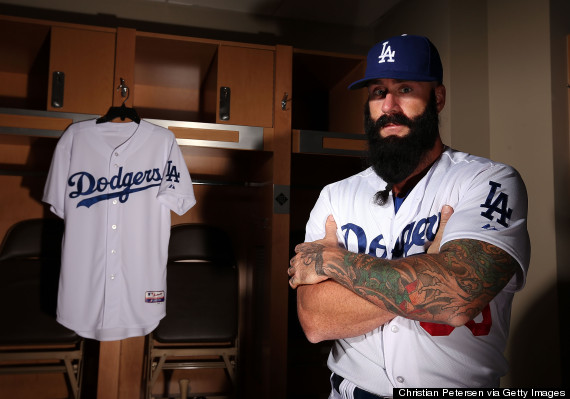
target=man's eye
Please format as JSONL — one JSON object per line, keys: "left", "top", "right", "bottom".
{"left": 400, "top": 87, "right": 412, "bottom": 94}
{"left": 372, "top": 89, "right": 387, "bottom": 97}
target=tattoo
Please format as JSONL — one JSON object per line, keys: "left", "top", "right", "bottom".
{"left": 321, "top": 239, "right": 519, "bottom": 323}
{"left": 298, "top": 242, "right": 328, "bottom": 276}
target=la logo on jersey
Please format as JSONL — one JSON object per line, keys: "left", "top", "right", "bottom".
{"left": 68, "top": 161, "right": 182, "bottom": 208}
{"left": 480, "top": 180, "right": 512, "bottom": 228}
{"left": 165, "top": 161, "right": 180, "bottom": 183}
{"left": 378, "top": 41, "right": 396, "bottom": 63}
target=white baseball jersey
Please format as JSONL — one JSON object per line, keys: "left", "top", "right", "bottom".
{"left": 305, "top": 147, "right": 530, "bottom": 394}
{"left": 43, "top": 119, "right": 196, "bottom": 341}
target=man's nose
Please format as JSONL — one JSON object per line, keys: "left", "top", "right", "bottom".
{"left": 381, "top": 92, "right": 400, "bottom": 114}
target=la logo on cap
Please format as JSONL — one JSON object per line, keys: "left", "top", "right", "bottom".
{"left": 378, "top": 41, "right": 395, "bottom": 63}
{"left": 347, "top": 34, "right": 443, "bottom": 90}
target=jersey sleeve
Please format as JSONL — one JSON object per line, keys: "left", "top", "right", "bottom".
{"left": 157, "top": 135, "right": 196, "bottom": 216}
{"left": 42, "top": 127, "right": 73, "bottom": 219}
{"left": 305, "top": 185, "right": 342, "bottom": 244}
{"left": 440, "top": 164, "right": 530, "bottom": 292}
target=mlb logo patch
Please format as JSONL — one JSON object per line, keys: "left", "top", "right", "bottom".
{"left": 145, "top": 291, "right": 165, "bottom": 303}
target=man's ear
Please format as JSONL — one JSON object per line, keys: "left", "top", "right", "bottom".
{"left": 435, "top": 84, "right": 446, "bottom": 113}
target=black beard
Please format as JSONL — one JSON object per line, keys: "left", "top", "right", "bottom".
{"left": 365, "top": 90, "right": 440, "bottom": 205}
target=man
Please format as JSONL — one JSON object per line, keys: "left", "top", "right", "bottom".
{"left": 288, "top": 34, "right": 530, "bottom": 398}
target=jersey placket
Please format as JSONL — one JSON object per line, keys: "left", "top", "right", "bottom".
{"left": 103, "top": 148, "right": 123, "bottom": 329}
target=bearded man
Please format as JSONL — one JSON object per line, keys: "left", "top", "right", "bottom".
{"left": 288, "top": 35, "right": 530, "bottom": 398}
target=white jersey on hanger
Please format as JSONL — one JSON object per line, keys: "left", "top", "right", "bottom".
{"left": 305, "top": 147, "right": 530, "bottom": 394}
{"left": 43, "top": 119, "right": 196, "bottom": 341}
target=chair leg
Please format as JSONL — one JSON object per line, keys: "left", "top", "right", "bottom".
{"left": 179, "top": 378, "right": 189, "bottom": 399}
{"left": 64, "top": 357, "right": 79, "bottom": 399}
{"left": 222, "top": 353, "right": 236, "bottom": 386}
{"left": 149, "top": 354, "right": 167, "bottom": 396}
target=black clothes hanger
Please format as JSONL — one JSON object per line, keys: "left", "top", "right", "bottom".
{"left": 96, "top": 78, "right": 140, "bottom": 124}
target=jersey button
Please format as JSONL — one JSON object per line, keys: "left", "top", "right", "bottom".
{"left": 112, "top": 199, "right": 118, "bottom": 205}
{"left": 112, "top": 224, "right": 117, "bottom": 230}
{"left": 391, "top": 325, "right": 399, "bottom": 333}
{"left": 110, "top": 274, "right": 116, "bottom": 280}
{"left": 396, "top": 376, "right": 405, "bottom": 383}
{"left": 114, "top": 152, "right": 119, "bottom": 157}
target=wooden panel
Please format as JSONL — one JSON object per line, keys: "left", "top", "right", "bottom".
{"left": 0, "top": 72, "right": 29, "bottom": 99}
{"left": 133, "top": 34, "right": 218, "bottom": 121}
{"left": 217, "top": 45, "right": 274, "bottom": 127}
{"left": 266, "top": 44, "right": 293, "bottom": 399}
{"left": 97, "top": 341, "right": 121, "bottom": 399}
{"left": 96, "top": 329, "right": 144, "bottom": 399}
{"left": 47, "top": 26, "right": 116, "bottom": 115}
{"left": 263, "top": 127, "right": 275, "bottom": 151}
{"left": 291, "top": 130, "right": 367, "bottom": 154}
{"left": 0, "top": 137, "right": 55, "bottom": 168}
{"left": 201, "top": 50, "right": 218, "bottom": 123}
{"left": 323, "top": 136, "right": 367, "bottom": 151}
{"left": 292, "top": 49, "right": 366, "bottom": 134}
{"left": 170, "top": 127, "right": 239, "bottom": 142}
{"left": 117, "top": 336, "right": 145, "bottom": 399}
{"left": 329, "top": 60, "right": 367, "bottom": 134}
{"left": 113, "top": 28, "right": 136, "bottom": 108}
{"left": 0, "top": 113, "right": 72, "bottom": 131}
{"left": 0, "top": 18, "right": 50, "bottom": 110}
{"left": 0, "top": 18, "right": 50, "bottom": 73}
{"left": 0, "top": 373, "right": 70, "bottom": 398}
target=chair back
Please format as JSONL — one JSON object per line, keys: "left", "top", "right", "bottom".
{"left": 0, "top": 218, "right": 79, "bottom": 345}
{"left": 153, "top": 224, "right": 238, "bottom": 343}
{"left": 0, "top": 218, "right": 64, "bottom": 261}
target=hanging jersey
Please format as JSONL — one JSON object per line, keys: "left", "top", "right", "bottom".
{"left": 43, "top": 119, "right": 196, "bottom": 341}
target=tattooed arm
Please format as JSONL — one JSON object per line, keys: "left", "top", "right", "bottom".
{"left": 293, "top": 206, "right": 457, "bottom": 342}
{"left": 289, "top": 212, "right": 519, "bottom": 329}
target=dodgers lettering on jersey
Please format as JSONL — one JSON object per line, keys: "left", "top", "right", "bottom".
{"left": 304, "top": 147, "right": 530, "bottom": 395}
{"left": 69, "top": 167, "right": 161, "bottom": 207}
{"left": 342, "top": 212, "right": 439, "bottom": 259}
{"left": 68, "top": 160, "right": 181, "bottom": 208}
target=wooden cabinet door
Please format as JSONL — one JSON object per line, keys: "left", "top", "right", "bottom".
{"left": 47, "top": 26, "right": 116, "bottom": 115}
{"left": 217, "top": 45, "right": 274, "bottom": 127}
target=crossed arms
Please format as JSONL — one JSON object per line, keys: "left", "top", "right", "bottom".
{"left": 288, "top": 207, "right": 520, "bottom": 343}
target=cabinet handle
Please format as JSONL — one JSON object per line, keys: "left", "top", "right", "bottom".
{"left": 281, "top": 92, "right": 290, "bottom": 111}
{"left": 51, "top": 71, "right": 65, "bottom": 108}
{"left": 219, "top": 86, "right": 231, "bottom": 121}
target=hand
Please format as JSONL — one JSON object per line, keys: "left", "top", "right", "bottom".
{"left": 288, "top": 215, "right": 341, "bottom": 289}
{"left": 426, "top": 205, "right": 454, "bottom": 254}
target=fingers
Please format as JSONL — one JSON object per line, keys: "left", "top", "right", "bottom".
{"left": 289, "top": 275, "right": 298, "bottom": 289}
{"left": 324, "top": 215, "right": 338, "bottom": 243}
{"left": 288, "top": 256, "right": 298, "bottom": 288}
{"left": 289, "top": 215, "right": 338, "bottom": 289}
{"left": 440, "top": 205, "right": 453, "bottom": 224}
{"left": 427, "top": 205, "right": 454, "bottom": 254}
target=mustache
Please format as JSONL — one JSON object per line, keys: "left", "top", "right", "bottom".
{"left": 376, "top": 113, "right": 413, "bottom": 129}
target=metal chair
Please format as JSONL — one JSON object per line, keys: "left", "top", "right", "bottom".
{"left": 146, "top": 224, "right": 239, "bottom": 399}
{"left": 0, "top": 218, "right": 84, "bottom": 399}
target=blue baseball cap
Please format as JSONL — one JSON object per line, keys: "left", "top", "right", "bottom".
{"left": 349, "top": 34, "right": 443, "bottom": 90}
